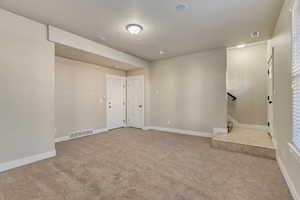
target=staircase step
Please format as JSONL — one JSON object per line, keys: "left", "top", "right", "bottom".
{"left": 211, "top": 138, "right": 276, "bottom": 160}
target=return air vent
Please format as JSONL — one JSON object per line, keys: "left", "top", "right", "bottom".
{"left": 69, "top": 129, "right": 94, "bottom": 139}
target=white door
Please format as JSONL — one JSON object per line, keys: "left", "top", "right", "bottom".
{"left": 267, "top": 46, "right": 274, "bottom": 136}
{"left": 107, "top": 75, "right": 126, "bottom": 130}
{"left": 127, "top": 76, "right": 144, "bottom": 128}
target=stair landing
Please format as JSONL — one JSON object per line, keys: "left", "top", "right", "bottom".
{"left": 211, "top": 128, "right": 276, "bottom": 159}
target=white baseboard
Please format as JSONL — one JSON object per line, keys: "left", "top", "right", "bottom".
{"left": 277, "top": 153, "right": 300, "bottom": 200}
{"left": 238, "top": 123, "right": 269, "bottom": 131}
{"left": 54, "top": 136, "right": 69, "bottom": 143}
{"left": 228, "top": 115, "right": 239, "bottom": 126}
{"left": 144, "top": 126, "right": 212, "bottom": 138}
{"left": 0, "top": 151, "right": 56, "bottom": 173}
{"left": 93, "top": 128, "right": 109, "bottom": 134}
{"left": 272, "top": 137, "right": 278, "bottom": 150}
{"left": 54, "top": 128, "right": 108, "bottom": 143}
{"left": 213, "top": 128, "right": 228, "bottom": 136}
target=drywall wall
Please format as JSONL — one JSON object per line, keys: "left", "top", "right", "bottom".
{"left": 270, "top": 0, "right": 300, "bottom": 198}
{"left": 49, "top": 26, "right": 149, "bottom": 69}
{"left": 126, "top": 68, "right": 145, "bottom": 76}
{"left": 55, "top": 57, "right": 126, "bottom": 139}
{"left": 227, "top": 43, "right": 268, "bottom": 125}
{"left": 149, "top": 48, "right": 227, "bottom": 133}
{"left": 0, "top": 9, "right": 55, "bottom": 164}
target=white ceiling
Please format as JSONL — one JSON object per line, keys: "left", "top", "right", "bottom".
{"left": 0, "top": 0, "right": 283, "bottom": 61}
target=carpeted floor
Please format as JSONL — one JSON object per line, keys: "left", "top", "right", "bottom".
{"left": 0, "top": 128, "right": 292, "bottom": 200}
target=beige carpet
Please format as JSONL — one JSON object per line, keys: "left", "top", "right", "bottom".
{"left": 0, "top": 128, "right": 292, "bottom": 200}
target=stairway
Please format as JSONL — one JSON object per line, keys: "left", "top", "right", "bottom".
{"left": 211, "top": 127, "right": 276, "bottom": 160}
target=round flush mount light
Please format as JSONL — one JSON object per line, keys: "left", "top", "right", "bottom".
{"left": 160, "top": 50, "right": 165, "bottom": 55}
{"left": 126, "top": 24, "right": 143, "bottom": 35}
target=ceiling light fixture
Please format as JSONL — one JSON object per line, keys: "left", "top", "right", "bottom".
{"left": 160, "top": 51, "right": 165, "bottom": 55}
{"left": 237, "top": 44, "right": 246, "bottom": 48}
{"left": 126, "top": 24, "right": 143, "bottom": 35}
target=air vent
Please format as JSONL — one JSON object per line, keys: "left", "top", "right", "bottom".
{"left": 69, "top": 129, "right": 93, "bottom": 139}
{"left": 250, "top": 31, "right": 260, "bottom": 39}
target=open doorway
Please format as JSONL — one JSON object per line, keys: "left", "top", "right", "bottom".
{"left": 212, "top": 41, "right": 275, "bottom": 159}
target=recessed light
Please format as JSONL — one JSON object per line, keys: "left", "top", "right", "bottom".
{"left": 126, "top": 24, "right": 143, "bottom": 35}
{"left": 176, "top": 2, "right": 189, "bottom": 11}
{"left": 160, "top": 51, "right": 165, "bottom": 55}
{"left": 237, "top": 44, "right": 246, "bottom": 48}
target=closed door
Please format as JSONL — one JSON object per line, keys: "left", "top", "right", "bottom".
{"left": 127, "top": 76, "right": 144, "bottom": 128}
{"left": 107, "top": 75, "right": 126, "bottom": 130}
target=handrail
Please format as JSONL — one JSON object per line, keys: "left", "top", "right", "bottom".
{"left": 227, "top": 92, "right": 237, "bottom": 101}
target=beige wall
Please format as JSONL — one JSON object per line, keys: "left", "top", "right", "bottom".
{"left": 55, "top": 57, "right": 125, "bottom": 138}
{"left": 227, "top": 43, "right": 268, "bottom": 125}
{"left": 149, "top": 48, "right": 227, "bottom": 133}
{"left": 0, "top": 9, "right": 55, "bottom": 163}
{"left": 126, "top": 68, "right": 145, "bottom": 77}
{"left": 270, "top": 0, "right": 300, "bottom": 196}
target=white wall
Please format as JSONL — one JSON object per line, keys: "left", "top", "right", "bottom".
{"left": 227, "top": 43, "right": 268, "bottom": 125}
{"left": 49, "top": 26, "right": 149, "bottom": 69}
{"left": 0, "top": 9, "right": 55, "bottom": 164}
{"left": 149, "top": 48, "right": 227, "bottom": 133}
{"left": 271, "top": 0, "right": 300, "bottom": 198}
{"left": 55, "top": 57, "right": 126, "bottom": 139}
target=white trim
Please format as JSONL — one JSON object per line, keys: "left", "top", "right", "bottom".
{"left": 126, "top": 75, "right": 145, "bottom": 129}
{"left": 0, "top": 151, "right": 56, "bottom": 173}
{"left": 54, "top": 128, "right": 108, "bottom": 143}
{"left": 227, "top": 40, "right": 267, "bottom": 50}
{"left": 228, "top": 115, "right": 239, "bottom": 127}
{"left": 213, "top": 128, "right": 228, "bottom": 136}
{"left": 289, "top": 143, "right": 300, "bottom": 164}
{"left": 272, "top": 137, "right": 278, "bottom": 150}
{"left": 277, "top": 153, "right": 300, "bottom": 200}
{"left": 106, "top": 74, "right": 126, "bottom": 80}
{"left": 93, "top": 128, "right": 109, "bottom": 134}
{"left": 54, "top": 136, "right": 69, "bottom": 143}
{"left": 145, "top": 126, "right": 212, "bottom": 137}
{"left": 238, "top": 123, "right": 269, "bottom": 131}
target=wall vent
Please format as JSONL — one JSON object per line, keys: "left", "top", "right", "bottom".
{"left": 69, "top": 129, "right": 94, "bottom": 139}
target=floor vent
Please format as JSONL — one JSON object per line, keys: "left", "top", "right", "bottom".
{"left": 69, "top": 129, "right": 94, "bottom": 139}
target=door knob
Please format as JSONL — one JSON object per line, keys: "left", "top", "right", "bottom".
{"left": 138, "top": 105, "right": 143, "bottom": 108}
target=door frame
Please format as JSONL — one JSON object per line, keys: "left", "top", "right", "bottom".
{"left": 126, "top": 75, "right": 145, "bottom": 128}
{"left": 106, "top": 74, "right": 126, "bottom": 130}
{"left": 267, "top": 46, "right": 275, "bottom": 137}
